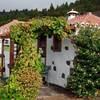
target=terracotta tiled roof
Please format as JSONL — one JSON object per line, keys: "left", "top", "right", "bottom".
{"left": 0, "top": 20, "right": 19, "bottom": 37}
{"left": 68, "top": 12, "right": 100, "bottom": 26}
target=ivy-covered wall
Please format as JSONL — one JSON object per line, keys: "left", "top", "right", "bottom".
{"left": 0, "top": 21, "right": 43, "bottom": 100}
{"left": 0, "top": 17, "right": 70, "bottom": 100}
{"left": 0, "top": 17, "right": 100, "bottom": 99}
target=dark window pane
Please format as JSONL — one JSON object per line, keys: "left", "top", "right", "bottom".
{"left": 66, "top": 61, "right": 70, "bottom": 65}
{"left": 62, "top": 73, "right": 65, "bottom": 79}
{"left": 4, "top": 40, "right": 9, "bottom": 44}
{"left": 51, "top": 46, "right": 53, "bottom": 50}
{"left": 38, "top": 35, "right": 46, "bottom": 57}
{"left": 52, "top": 61, "right": 54, "bottom": 64}
{"left": 53, "top": 36, "right": 61, "bottom": 52}
{"left": 65, "top": 46, "right": 69, "bottom": 50}
{"left": 53, "top": 66, "right": 56, "bottom": 71}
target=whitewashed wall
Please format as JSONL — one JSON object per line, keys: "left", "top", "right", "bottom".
{"left": 4, "top": 38, "right": 10, "bottom": 77}
{"left": 3, "top": 38, "right": 17, "bottom": 77}
{"left": 46, "top": 37, "right": 76, "bottom": 88}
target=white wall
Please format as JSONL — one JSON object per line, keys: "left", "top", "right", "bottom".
{"left": 46, "top": 36, "right": 76, "bottom": 88}
{"left": 4, "top": 38, "right": 10, "bottom": 77}
{"left": 4, "top": 39, "right": 17, "bottom": 77}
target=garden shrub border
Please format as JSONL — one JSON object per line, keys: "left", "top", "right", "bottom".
{"left": 68, "top": 26, "right": 100, "bottom": 98}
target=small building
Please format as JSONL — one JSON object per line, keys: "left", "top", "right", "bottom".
{"left": 68, "top": 11, "right": 100, "bottom": 35}
{"left": 38, "top": 35, "right": 76, "bottom": 88}
{"left": 43, "top": 11, "right": 100, "bottom": 87}
{"left": 68, "top": 12, "right": 100, "bottom": 26}
{"left": 0, "top": 20, "right": 19, "bottom": 77}
{"left": 1, "top": 11, "right": 100, "bottom": 88}
{"left": 0, "top": 20, "right": 76, "bottom": 88}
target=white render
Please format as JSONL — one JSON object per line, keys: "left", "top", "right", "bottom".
{"left": 67, "top": 9, "right": 79, "bottom": 20}
{"left": 45, "top": 37, "right": 76, "bottom": 88}
{"left": 4, "top": 38, "right": 10, "bottom": 77}
{"left": 3, "top": 38, "right": 17, "bottom": 77}
{"left": 0, "top": 39, "right": 2, "bottom": 54}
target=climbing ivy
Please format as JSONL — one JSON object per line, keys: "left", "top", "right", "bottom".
{"left": 1, "top": 16, "right": 100, "bottom": 99}
{"left": 30, "top": 17, "right": 71, "bottom": 38}
{"left": 0, "top": 17, "right": 70, "bottom": 100}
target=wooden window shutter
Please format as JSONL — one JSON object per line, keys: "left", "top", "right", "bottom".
{"left": 53, "top": 36, "right": 61, "bottom": 52}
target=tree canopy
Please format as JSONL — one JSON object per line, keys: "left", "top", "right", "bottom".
{"left": 0, "top": 0, "right": 100, "bottom": 26}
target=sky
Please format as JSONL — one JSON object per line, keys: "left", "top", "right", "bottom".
{"left": 0, "top": 0, "right": 76, "bottom": 11}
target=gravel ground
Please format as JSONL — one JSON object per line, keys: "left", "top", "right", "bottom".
{"left": 37, "top": 84, "right": 100, "bottom": 100}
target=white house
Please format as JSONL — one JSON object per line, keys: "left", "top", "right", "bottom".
{"left": 3, "top": 11, "right": 100, "bottom": 88}
{"left": 38, "top": 10, "right": 100, "bottom": 88}
{"left": 38, "top": 35, "right": 76, "bottom": 88}
{"left": 0, "top": 20, "right": 76, "bottom": 88}
{"left": 0, "top": 20, "right": 18, "bottom": 77}
{"left": 0, "top": 17, "right": 77, "bottom": 88}
{"left": 37, "top": 10, "right": 78, "bottom": 88}
{"left": 68, "top": 11, "right": 100, "bottom": 35}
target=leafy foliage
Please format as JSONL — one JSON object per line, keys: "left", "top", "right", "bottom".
{"left": 30, "top": 17, "right": 70, "bottom": 39}
{"left": 11, "top": 23, "right": 44, "bottom": 73}
{"left": 0, "top": 17, "right": 70, "bottom": 100}
{"left": 0, "top": 20, "right": 43, "bottom": 100}
{"left": 0, "top": 0, "right": 100, "bottom": 26}
{"left": 0, "top": 67, "right": 42, "bottom": 100}
{"left": 68, "top": 27, "right": 100, "bottom": 97}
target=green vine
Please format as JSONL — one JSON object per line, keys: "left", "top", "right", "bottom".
{"left": 30, "top": 17, "right": 71, "bottom": 38}
{"left": 0, "top": 17, "right": 70, "bottom": 100}
{"left": 0, "top": 17, "right": 100, "bottom": 99}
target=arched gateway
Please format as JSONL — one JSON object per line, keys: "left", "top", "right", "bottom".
{"left": 0, "top": 19, "right": 76, "bottom": 88}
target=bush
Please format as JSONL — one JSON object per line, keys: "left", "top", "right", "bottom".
{"left": 0, "top": 67, "right": 42, "bottom": 100}
{"left": 0, "top": 17, "right": 70, "bottom": 99}
{"left": 16, "top": 67, "right": 42, "bottom": 99}
{"left": 0, "top": 21, "right": 43, "bottom": 100}
{"left": 68, "top": 27, "right": 100, "bottom": 97}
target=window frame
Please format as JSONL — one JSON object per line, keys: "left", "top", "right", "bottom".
{"left": 53, "top": 36, "right": 62, "bottom": 52}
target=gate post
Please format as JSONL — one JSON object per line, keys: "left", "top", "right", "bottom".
{"left": 10, "top": 40, "right": 14, "bottom": 73}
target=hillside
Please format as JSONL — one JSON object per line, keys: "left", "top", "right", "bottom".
{"left": 0, "top": 0, "right": 100, "bottom": 26}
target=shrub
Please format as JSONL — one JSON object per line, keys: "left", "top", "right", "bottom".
{"left": 68, "top": 27, "right": 100, "bottom": 97}
{"left": 0, "top": 17, "right": 70, "bottom": 99}
{"left": 0, "top": 20, "right": 43, "bottom": 100}
{"left": 0, "top": 64, "right": 42, "bottom": 100}
{"left": 16, "top": 67, "right": 42, "bottom": 99}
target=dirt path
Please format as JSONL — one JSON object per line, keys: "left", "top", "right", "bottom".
{"left": 37, "top": 84, "right": 100, "bottom": 100}
{"left": 37, "top": 85, "right": 79, "bottom": 100}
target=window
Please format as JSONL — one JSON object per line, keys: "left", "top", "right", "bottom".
{"left": 38, "top": 35, "right": 46, "bottom": 48}
{"left": 4, "top": 39, "right": 9, "bottom": 44}
{"left": 66, "top": 61, "right": 70, "bottom": 65}
{"left": 53, "top": 66, "right": 56, "bottom": 71}
{"left": 38, "top": 35, "right": 46, "bottom": 57}
{"left": 51, "top": 46, "right": 53, "bottom": 50}
{"left": 61, "top": 73, "right": 65, "bottom": 79}
{"left": 65, "top": 46, "right": 69, "bottom": 50}
{"left": 52, "top": 61, "right": 54, "bottom": 64}
{"left": 53, "top": 36, "right": 61, "bottom": 52}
